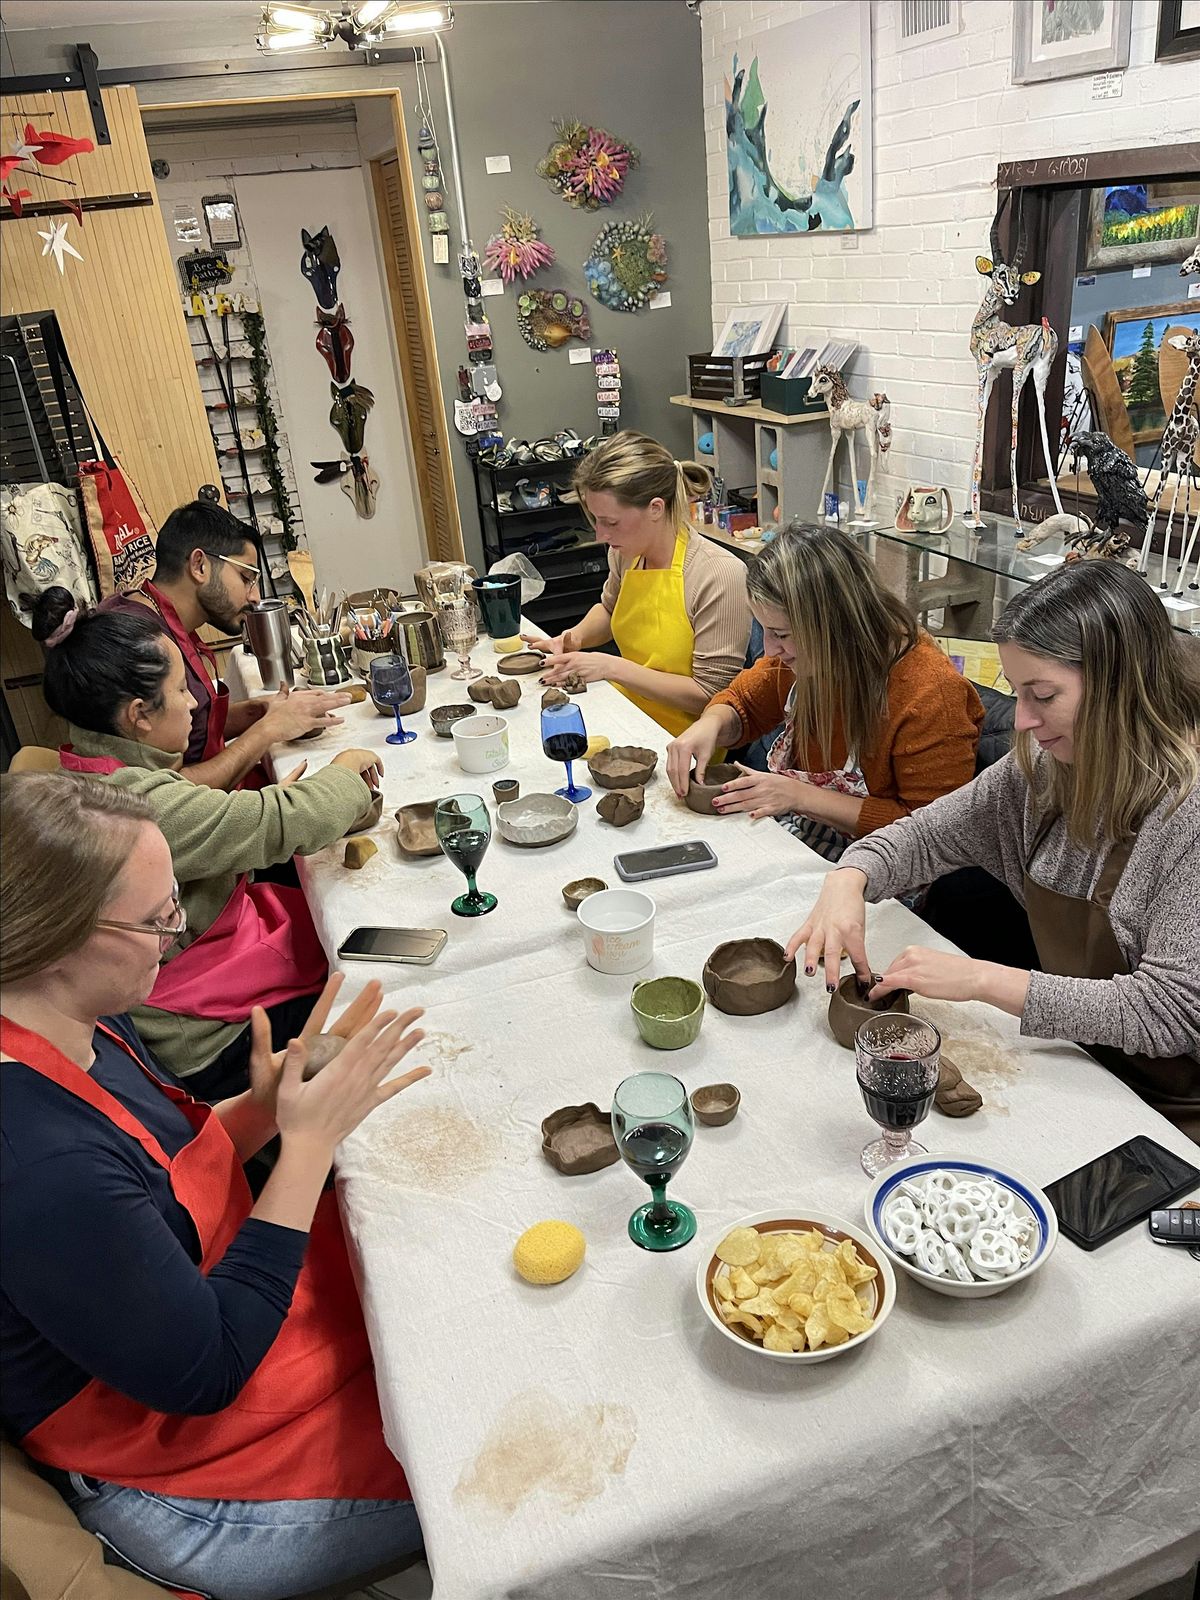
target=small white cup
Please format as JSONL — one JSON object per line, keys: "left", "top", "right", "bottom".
{"left": 452, "top": 713, "right": 510, "bottom": 774}
{"left": 577, "top": 888, "right": 656, "bottom": 974}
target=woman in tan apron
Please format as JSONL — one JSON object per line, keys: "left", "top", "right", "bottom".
{"left": 525, "top": 431, "right": 750, "bottom": 737}
{"left": 787, "top": 560, "right": 1200, "bottom": 1143}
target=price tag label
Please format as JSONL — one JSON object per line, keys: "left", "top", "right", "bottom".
{"left": 1091, "top": 70, "right": 1123, "bottom": 99}
{"left": 484, "top": 155, "right": 511, "bottom": 174}
{"left": 1031, "top": 553, "right": 1065, "bottom": 566}
{"left": 1161, "top": 595, "right": 1194, "bottom": 611}
{"left": 1189, "top": 282, "right": 1200, "bottom": 300}
{"left": 479, "top": 279, "right": 505, "bottom": 297}
{"left": 1132, "top": 265, "right": 1152, "bottom": 279}
{"left": 648, "top": 291, "right": 672, "bottom": 309}
{"left": 568, "top": 346, "right": 593, "bottom": 364}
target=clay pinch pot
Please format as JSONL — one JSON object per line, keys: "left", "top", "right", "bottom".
{"left": 541, "top": 686, "right": 570, "bottom": 711}
{"left": 827, "top": 974, "right": 911, "bottom": 1050}
{"left": 496, "top": 651, "right": 545, "bottom": 676}
{"left": 597, "top": 786, "right": 644, "bottom": 827}
{"left": 685, "top": 763, "right": 743, "bottom": 816}
{"left": 302, "top": 1033, "right": 345, "bottom": 1082}
{"left": 370, "top": 665, "right": 427, "bottom": 716}
{"left": 934, "top": 1058, "right": 983, "bottom": 1118}
{"left": 703, "top": 938, "right": 797, "bottom": 1016}
{"left": 344, "top": 791, "right": 384, "bottom": 836}
{"left": 430, "top": 703, "right": 476, "bottom": 738}
{"left": 588, "top": 745, "right": 658, "bottom": 789}
{"left": 395, "top": 800, "right": 443, "bottom": 857}
{"left": 562, "top": 876, "right": 607, "bottom": 910}
{"left": 541, "top": 1102, "right": 620, "bottom": 1175}
{"left": 691, "top": 1082, "right": 741, "bottom": 1126}
{"left": 467, "top": 675, "right": 522, "bottom": 711}
{"left": 631, "top": 975, "right": 705, "bottom": 1050}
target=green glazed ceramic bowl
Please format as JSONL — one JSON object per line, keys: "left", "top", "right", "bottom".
{"left": 630, "top": 976, "right": 705, "bottom": 1050}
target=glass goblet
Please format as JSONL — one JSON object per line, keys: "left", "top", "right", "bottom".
{"left": 368, "top": 653, "right": 417, "bottom": 745}
{"left": 540, "top": 702, "right": 591, "bottom": 804}
{"left": 438, "top": 598, "right": 482, "bottom": 681}
{"left": 611, "top": 1072, "right": 697, "bottom": 1251}
{"left": 434, "top": 793, "right": 497, "bottom": 917}
{"left": 854, "top": 1013, "right": 942, "bottom": 1177}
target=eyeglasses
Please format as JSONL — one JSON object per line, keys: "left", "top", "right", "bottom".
{"left": 217, "top": 553, "right": 261, "bottom": 586}
{"left": 96, "top": 883, "right": 188, "bottom": 953}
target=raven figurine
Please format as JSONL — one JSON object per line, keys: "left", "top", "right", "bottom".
{"left": 1068, "top": 431, "right": 1150, "bottom": 559}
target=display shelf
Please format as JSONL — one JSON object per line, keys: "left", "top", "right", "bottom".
{"left": 670, "top": 394, "right": 825, "bottom": 428}
{"left": 671, "top": 389, "right": 829, "bottom": 527}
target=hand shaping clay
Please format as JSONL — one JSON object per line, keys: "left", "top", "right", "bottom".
{"left": 344, "top": 836, "right": 378, "bottom": 870}
{"left": 597, "top": 786, "right": 645, "bottom": 826}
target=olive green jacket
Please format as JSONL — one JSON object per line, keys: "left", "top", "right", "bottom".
{"left": 66, "top": 727, "right": 369, "bottom": 1075}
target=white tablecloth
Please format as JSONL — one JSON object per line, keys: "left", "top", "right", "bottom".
{"left": 232, "top": 642, "right": 1200, "bottom": 1600}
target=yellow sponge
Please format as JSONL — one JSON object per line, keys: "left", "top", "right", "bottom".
{"left": 513, "top": 1220, "right": 586, "bottom": 1284}
{"left": 494, "top": 635, "right": 524, "bottom": 654}
{"left": 584, "top": 735, "right": 611, "bottom": 760}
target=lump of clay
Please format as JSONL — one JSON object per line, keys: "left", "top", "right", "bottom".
{"left": 561, "top": 672, "right": 587, "bottom": 695}
{"left": 344, "top": 836, "right": 378, "bottom": 870}
{"left": 469, "top": 676, "right": 521, "bottom": 710}
{"left": 343, "top": 684, "right": 367, "bottom": 705}
{"left": 934, "top": 1058, "right": 983, "bottom": 1117}
{"left": 597, "top": 785, "right": 644, "bottom": 826}
{"left": 541, "top": 686, "right": 569, "bottom": 710}
{"left": 302, "top": 1033, "right": 345, "bottom": 1081}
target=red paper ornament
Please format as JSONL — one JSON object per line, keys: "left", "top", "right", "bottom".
{"left": 23, "top": 122, "right": 95, "bottom": 166}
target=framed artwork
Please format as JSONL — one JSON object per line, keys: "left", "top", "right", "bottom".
{"left": 1012, "top": 0, "right": 1132, "bottom": 84}
{"left": 1156, "top": 0, "right": 1200, "bottom": 59}
{"left": 712, "top": 303, "right": 786, "bottom": 359}
{"left": 725, "top": 4, "right": 873, "bottom": 235}
{"left": 1103, "top": 302, "right": 1200, "bottom": 444}
{"left": 1082, "top": 180, "right": 1200, "bottom": 270}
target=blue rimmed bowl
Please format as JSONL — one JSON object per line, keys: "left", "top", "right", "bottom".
{"left": 864, "top": 1155, "right": 1057, "bottom": 1299}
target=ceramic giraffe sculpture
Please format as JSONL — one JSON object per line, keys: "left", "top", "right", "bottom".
{"left": 1167, "top": 245, "right": 1200, "bottom": 594}
{"left": 808, "top": 365, "right": 890, "bottom": 522}
{"left": 966, "top": 198, "right": 1064, "bottom": 531}
{"left": 1135, "top": 329, "right": 1200, "bottom": 588}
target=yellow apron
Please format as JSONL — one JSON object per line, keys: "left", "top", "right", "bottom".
{"left": 609, "top": 530, "right": 698, "bottom": 740}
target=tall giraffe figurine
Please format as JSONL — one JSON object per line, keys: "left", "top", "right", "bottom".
{"left": 808, "top": 366, "right": 891, "bottom": 522}
{"left": 1135, "top": 328, "right": 1200, "bottom": 588}
{"left": 965, "top": 195, "right": 1065, "bottom": 531}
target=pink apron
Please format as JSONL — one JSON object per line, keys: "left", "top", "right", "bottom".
{"left": 767, "top": 688, "right": 868, "bottom": 863}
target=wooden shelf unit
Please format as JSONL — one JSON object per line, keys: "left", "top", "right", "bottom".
{"left": 669, "top": 393, "right": 828, "bottom": 530}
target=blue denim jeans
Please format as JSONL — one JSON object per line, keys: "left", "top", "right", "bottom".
{"left": 63, "top": 1471, "right": 422, "bottom": 1600}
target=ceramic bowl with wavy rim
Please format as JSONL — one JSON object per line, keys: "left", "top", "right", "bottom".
{"left": 496, "top": 791, "right": 578, "bottom": 847}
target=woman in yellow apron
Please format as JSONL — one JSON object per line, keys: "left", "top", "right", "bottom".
{"left": 528, "top": 431, "right": 750, "bottom": 737}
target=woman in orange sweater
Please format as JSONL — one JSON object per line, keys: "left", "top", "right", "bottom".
{"left": 666, "top": 523, "right": 984, "bottom": 860}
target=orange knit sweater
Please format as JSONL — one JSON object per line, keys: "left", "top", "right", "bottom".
{"left": 709, "top": 637, "right": 985, "bottom": 836}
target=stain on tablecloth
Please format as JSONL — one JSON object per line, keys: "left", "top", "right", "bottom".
{"left": 456, "top": 1392, "right": 636, "bottom": 1516}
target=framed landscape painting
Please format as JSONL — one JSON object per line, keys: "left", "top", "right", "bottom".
{"left": 1104, "top": 303, "right": 1200, "bottom": 444}
{"left": 1083, "top": 180, "right": 1200, "bottom": 270}
{"left": 1156, "top": 0, "right": 1200, "bottom": 59}
{"left": 1012, "top": 0, "right": 1132, "bottom": 84}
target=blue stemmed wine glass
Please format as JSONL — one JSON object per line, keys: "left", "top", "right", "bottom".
{"left": 612, "top": 1073, "right": 697, "bottom": 1251}
{"left": 540, "top": 701, "right": 591, "bottom": 804}
{"left": 369, "top": 653, "right": 417, "bottom": 746}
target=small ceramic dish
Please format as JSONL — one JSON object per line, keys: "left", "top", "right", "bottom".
{"left": 496, "top": 651, "right": 546, "bottom": 676}
{"left": 562, "top": 876, "right": 607, "bottom": 910}
{"left": 395, "top": 801, "right": 442, "bottom": 857}
{"left": 685, "top": 763, "right": 743, "bottom": 816}
{"left": 540, "top": 1103, "right": 620, "bottom": 1174}
{"left": 864, "top": 1156, "right": 1057, "bottom": 1300}
{"left": 587, "top": 745, "right": 658, "bottom": 789}
{"left": 703, "top": 938, "right": 796, "bottom": 1016}
{"left": 430, "top": 703, "right": 476, "bottom": 738}
{"left": 630, "top": 976, "right": 705, "bottom": 1050}
{"left": 697, "top": 1210, "right": 896, "bottom": 1364}
{"left": 690, "top": 1082, "right": 740, "bottom": 1125}
{"left": 496, "top": 792, "right": 579, "bottom": 847}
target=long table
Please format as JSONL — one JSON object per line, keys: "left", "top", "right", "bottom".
{"left": 232, "top": 642, "right": 1200, "bottom": 1600}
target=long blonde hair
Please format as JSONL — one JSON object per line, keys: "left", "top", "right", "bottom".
{"left": 992, "top": 560, "right": 1200, "bottom": 844}
{"left": 747, "top": 522, "right": 918, "bottom": 765}
{"left": 572, "top": 430, "right": 711, "bottom": 537}
{"left": 0, "top": 772, "right": 152, "bottom": 986}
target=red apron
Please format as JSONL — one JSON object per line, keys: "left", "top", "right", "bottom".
{"left": 3, "top": 1017, "right": 410, "bottom": 1505}
{"left": 138, "top": 582, "right": 230, "bottom": 764}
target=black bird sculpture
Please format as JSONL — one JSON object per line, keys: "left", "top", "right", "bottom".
{"left": 1069, "top": 431, "right": 1150, "bottom": 558}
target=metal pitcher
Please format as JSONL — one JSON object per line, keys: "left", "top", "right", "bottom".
{"left": 391, "top": 607, "right": 446, "bottom": 673}
{"left": 243, "top": 599, "right": 294, "bottom": 692}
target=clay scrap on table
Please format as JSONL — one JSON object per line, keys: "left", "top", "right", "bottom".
{"left": 344, "top": 836, "right": 378, "bottom": 870}
{"left": 541, "top": 686, "right": 570, "bottom": 710}
{"left": 468, "top": 675, "right": 522, "bottom": 710}
{"left": 597, "top": 786, "right": 644, "bottom": 826}
{"left": 934, "top": 1058, "right": 983, "bottom": 1117}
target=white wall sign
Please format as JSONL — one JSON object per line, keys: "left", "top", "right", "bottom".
{"left": 484, "top": 155, "right": 511, "bottom": 174}
{"left": 1091, "top": 70, "right": 1123, "bottom": 99}
{"left": 568, "top": 346, "right": 593, "bottom": 364}
{"left": 480, "top": 278, "right": 505, "bottom": 296}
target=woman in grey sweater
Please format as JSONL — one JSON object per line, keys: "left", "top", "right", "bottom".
{"left": 787, "top": 561, "right": 1200, "bottom": 1141}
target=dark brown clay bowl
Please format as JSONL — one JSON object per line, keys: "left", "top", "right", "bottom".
{"left": 344, "top": 791, "right": 384, "bottom": 836}
{"left": 395, "top": 801, "right": 442, "bottom": 857}
{"left": 702, "top": 938, "right": 797, "bottom": 1016}
{"left": 430, "top": 703, "right": 476, "bottom": 737}
{"left": 691, "top": 1082, "right": 741, "bottom": 1126}
{"left": 685, "top": 763, "right": 743, "bottom": 816}
{"left": 496, "top": 651, "right": 545, "bottom": 676}
{"left": 827, "top": 974, "right": 910, "bottom": 1049}
{"left": 540, "top": 1102, "right": 620, "bottom": 1175}
{"left": 587, "top": 745, "right": 658, "bottom": 789}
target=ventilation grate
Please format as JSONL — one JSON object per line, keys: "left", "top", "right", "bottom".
{"left": 897, "top": 0, "right": 959, "bottom": 48}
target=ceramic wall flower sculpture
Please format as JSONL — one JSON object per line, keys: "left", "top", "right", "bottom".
{"left": 537, "top": 119, "right": 639, "bottom": 210}
{"left": 483, "top": 209, "right": 556, "bottom": 283}
{"left": 583, "top": 216, "right": 667, "bottom": 312}
{"left": 516, "top": 289, "right": 591, "bottom": 353}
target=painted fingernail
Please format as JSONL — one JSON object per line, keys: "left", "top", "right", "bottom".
{"left": 826, "top": 982, "right": 836, "bottom": 994}
{"left": 805, "top": 965, "right": 815, "bottom": 976}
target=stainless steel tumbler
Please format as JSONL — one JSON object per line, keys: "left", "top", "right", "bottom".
{"left": 244, "top": 600, "right": 294, "bottom": 692}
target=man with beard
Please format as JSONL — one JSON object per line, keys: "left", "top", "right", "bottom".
{"left": 106, "top": 500, "right": 348, "bottom": 790}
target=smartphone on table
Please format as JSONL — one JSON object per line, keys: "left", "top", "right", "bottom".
{"left": 1043, "top": 1135, "right": 1200, "bottom": 1250}
{"left": 337, "top": 927, "right": 447, "bottom": 966}
{"left": 613, "top": 840, "right": 718, "bottom": 883}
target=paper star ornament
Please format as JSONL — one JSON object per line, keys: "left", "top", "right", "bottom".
{"left": 38, "top": 219, "right": 84, "bottom": 273}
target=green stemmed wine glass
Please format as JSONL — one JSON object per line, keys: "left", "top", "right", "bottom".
{"left": 612, "top": 1072, "right": 697, "bottom": 1251}
{"left": 435, "top": 793, "right": 497, "bottom": 917}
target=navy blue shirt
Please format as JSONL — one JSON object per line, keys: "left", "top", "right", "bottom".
{"left": 0, "top": 1016, "right": 307, "bottom": 1437}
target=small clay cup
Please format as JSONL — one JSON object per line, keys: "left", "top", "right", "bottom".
{"left": 344, "top": 791, "right": 384, "bottom": 836}
{"left": 562, "top": 876, "right": 606, "bottom": 910}
{"left": 702, "top": 938, "right": 796, "bottom": 1016}
{"left": 597, "top": 786, "right": 644, "bottom": 827}
{"left": 685, "top": 763, "right": 743, "bottom": 816}
{"left": 690, "top": 1083, "right": 741, "bottom": 1126}
{"left": 430, "top": 703, "right": 476, "bottom": 738}
{"left": 540, "top": 1103, "right": 620, "bottom": 1175}
{"left": 631, "top": 975, "right": 705, "bottom": 1050}
{"left": 588, "top": 745, "right": 658, "bottom": 789}
{"left": 827, "top": 974, "right": 910, "bottom": 1049}
{"left": 493, "top": 778, "right": 520, "bottom": 805}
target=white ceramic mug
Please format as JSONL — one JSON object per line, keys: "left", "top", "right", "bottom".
{"left": 577, "top": 889, "right": 656, "bottom": 975}
{"left": 452, "top": 713, "right": 510, "bottom": 774}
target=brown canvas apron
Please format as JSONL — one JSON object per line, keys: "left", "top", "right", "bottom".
{"left": 1023, "top": 815, "right": 1200, "bottom": 1145}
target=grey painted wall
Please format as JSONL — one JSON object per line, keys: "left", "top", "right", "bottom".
{"left": 5, "top": 3, "right": 712, "bottom": 566}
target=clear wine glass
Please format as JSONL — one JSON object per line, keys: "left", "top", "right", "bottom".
{"left": 438, "top": 598, "right": 482, "bottom": 681}
{"left": 854, "top": 1013, "right": 941, "bottom": 1177}
{"left": 611, "top": 1072, "right": 696, "bottom": 1251}
{"left": 434, "top": 793, "right": 497, "bottom": 917}
{"left": 368, "top": 653, "right": 417, "bottom": 745}
{"left": 540, "top": 702, "right": 591, "bottom": 804}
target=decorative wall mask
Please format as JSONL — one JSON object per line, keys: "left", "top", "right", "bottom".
{"left": 483, "top": 208, "right": 556, "bottom": 283}
{"left": 329, "top": 380, "right": 375, "bottom": 455}
{"left": 300, "top": 226, "right": 341, "bottom": 311}
{"left": 583, "top": 216, "right": 667, "bottom": 312}
{"left": 315, "top": 304, "right": 354, "bottom": 384}
{"left": 537, "top": 119, "right": 639, "bottom": 210}
{"left": 342, "top": 452, "right": 380, "bottom": 520}
{"left": 516, "top": 289, "right": 591, "bottom": 352}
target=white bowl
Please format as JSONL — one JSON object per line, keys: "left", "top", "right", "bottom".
{"left": 576, "top": 888, "right": 655, "bottom": 974}
{"left": 451, "top": 713, "right": 510, "bottom": 774}
{"left": 495, "top": 791, "right": 578, "bottom": 847}
{"left": 864, "top": 1155, "right": 1058, "bottom": 1299}
{"left": 697, "top": 1209, "right": 896, "bottom": 1364}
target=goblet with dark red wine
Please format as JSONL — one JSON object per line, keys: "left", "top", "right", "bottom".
{"left": 854, "top": 1013, "right": 941, "bottom": 1176}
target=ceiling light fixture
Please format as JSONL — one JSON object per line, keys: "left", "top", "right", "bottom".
{"left": 257, "top": 1, "right": 452, "bottom": 54}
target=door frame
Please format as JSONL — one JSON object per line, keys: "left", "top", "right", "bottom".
{"left": 146, "top": 88, "right": 463, "bottom": 561}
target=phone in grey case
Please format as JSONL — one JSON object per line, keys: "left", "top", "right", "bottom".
{"left": 337, "top": 927, "right": 448, "bottom": 965}
{"left": 613, "top": 840, "right": 718, "bottom": 882}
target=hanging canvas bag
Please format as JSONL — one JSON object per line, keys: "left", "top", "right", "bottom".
{"left": 0, "top": 481, "right": 98, "bottom": 627}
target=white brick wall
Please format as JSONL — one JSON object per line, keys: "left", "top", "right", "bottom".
{"left": 702, "top": 0, "right": 1199, "bottom": 510}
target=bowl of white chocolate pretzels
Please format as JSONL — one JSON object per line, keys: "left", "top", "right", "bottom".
{"left": 864, "top": 1155, "right": 1058, "bottom": 1299}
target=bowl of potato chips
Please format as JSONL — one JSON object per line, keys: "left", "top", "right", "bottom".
{"left": 697, "top": 1211, "right": 896, "bottom": 1363}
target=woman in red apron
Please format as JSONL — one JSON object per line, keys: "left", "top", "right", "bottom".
{"left": 787, "top": 560, "right": 1200, "bottom": 1142}
{"left": 1, "top": 772, "right": 431, "bottom": 1599}
{"left": 667, "top": 523, "right": 985, "bottom": 859}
